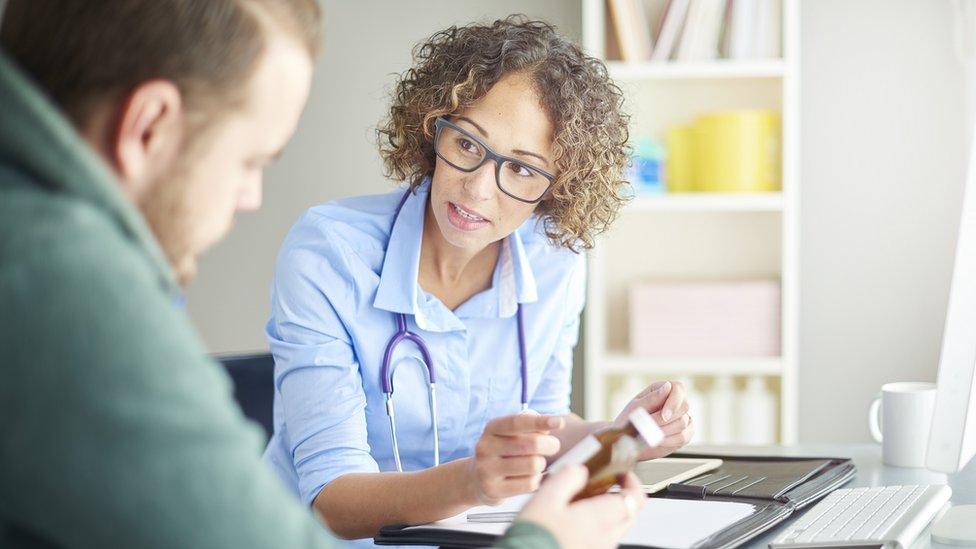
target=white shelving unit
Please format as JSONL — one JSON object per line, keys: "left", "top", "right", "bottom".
{"left": 600, "top": 354, "right": 784, "bottom": 376}
{"left": 606, "top": 59, "right": 788, "bottom": 81}
{"left": 628, "top": 193, "right": 784, "bottom": 212}
{"left": 581, "top": 0, "right": 799, "bottom": 444}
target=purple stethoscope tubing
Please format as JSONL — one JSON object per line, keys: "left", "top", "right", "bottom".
{"left": 381, "top": 189, "right": 529, "bottom": 472}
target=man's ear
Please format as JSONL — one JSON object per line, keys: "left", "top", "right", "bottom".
{"left": 111, "top": 80, "right": 184, "bottom": 200}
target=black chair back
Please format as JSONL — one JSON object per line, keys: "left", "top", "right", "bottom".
{"left": 217, "top": 352, "right": 275, "bottom": 441}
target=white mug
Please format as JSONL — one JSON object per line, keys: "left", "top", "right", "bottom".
{"left": 868, "top": 382, "right": 937, "bottom": 467}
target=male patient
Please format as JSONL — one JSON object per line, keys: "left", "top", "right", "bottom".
{"left": 0, "top": 1, "right": 644, "bottom": 548}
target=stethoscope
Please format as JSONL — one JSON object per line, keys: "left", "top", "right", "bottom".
{"left": 381, "top": 189, "right": 529, "bottom": 472}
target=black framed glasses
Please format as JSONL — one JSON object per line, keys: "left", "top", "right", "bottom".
{"left": 433, "top": 117, "right": 555, "bottom": 204}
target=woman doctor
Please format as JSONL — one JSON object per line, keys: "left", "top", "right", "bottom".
{"left": 264, "top": 17, "right": 694, "bottom": 544}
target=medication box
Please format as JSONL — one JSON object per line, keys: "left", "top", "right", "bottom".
{"left": 629, "top": 280, "right": 781, "bottom": 357}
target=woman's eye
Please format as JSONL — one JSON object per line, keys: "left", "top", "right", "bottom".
{"left": 508, "top": 162, "right": 533, "bottom": 177}
{"left": 457, "top": 138, "right": 480, "bottom": 156}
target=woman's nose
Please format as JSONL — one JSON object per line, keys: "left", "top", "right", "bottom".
{"left": 462, "top": 161, "right": 496, "bottom": 201}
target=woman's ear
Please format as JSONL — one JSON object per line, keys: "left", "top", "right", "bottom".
{"left": 111, "top": 80, "right": 184, "bottom": 200}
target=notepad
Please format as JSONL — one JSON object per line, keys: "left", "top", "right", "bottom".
{"left": 449, "top": 495, "right": 756, "bottom": 549}
{"left": 468, "top": 458, "right": 724, "bottom": 523}
{"left": 622, "top": 498, "right": 757, "bottom": 548}
{"left": 464, "top": 494, "right": 530, "bottom": 524}
{"left": 634, "top": 457, "right": 723, "bottom": 493}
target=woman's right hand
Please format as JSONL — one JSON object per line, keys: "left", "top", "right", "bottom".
{"left": 466, "top": 413, "right": 565, "bottom": 505}
{"left": 516, "top": 465, "right": 645, "bottom": 549}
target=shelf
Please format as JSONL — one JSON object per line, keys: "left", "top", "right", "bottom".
{"left": 598, "top": 353, "right": 783, "bottom": 376}
{"left": 582, "top": 0, "right": 799, "bottom": 441}
{"left": 625, "top": 192, "right": 783, "bottom": 212}
{"left": 607, "top": 60, "right": 787, "bottom": 81}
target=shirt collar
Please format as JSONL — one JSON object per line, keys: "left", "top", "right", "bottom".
{"left": 373, "top": 181, "right": 453, "bottom": 330}
{"left": 372, "top": 179, "right": 540, "bottom": 328}
{"left": 508, "top": 224, "right": 539, "bottom": 306}
{"left": 493, "top": 226, "right": 538, "bottom": 318}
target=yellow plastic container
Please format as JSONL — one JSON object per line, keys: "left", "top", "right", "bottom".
{"left": 693, "top": 110, "right": 781, "bottom": 193}
{"left": 665, "top": 125, "right": 696, "bottom": 193}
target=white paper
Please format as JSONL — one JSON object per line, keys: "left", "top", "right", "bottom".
{"left": 622, "top": 498, "right": 756, "bottom": 548}
{"left": 462, "top": 493, "right": 532, "bottom": 522}
{"left": 406, "top": 494, "right": 756, "bottom": 549}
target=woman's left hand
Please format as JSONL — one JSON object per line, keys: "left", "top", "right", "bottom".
{"left": 613, "top": 380, "right": 693, "bottom": 460}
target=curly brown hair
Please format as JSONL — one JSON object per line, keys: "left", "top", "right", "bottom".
{"left": 377, "top": 15, "right": 631, "bottom": 251}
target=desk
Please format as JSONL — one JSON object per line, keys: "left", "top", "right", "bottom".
{"left": 686, "top": 444, "right": 976, "bottom": 548}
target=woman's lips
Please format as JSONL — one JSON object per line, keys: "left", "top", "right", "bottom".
{"left": 447, "top": 201, "right": 490, "bottom": 231}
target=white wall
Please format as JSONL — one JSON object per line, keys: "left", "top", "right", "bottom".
{"left": 799, "top": 0, "right": 967, "bottom": 442}
{"left": 185, "top": 1, "right": 581, "bottom": 353}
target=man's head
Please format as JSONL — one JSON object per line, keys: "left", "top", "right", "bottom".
{"left": 0, "top": 0, "right": 321, "bottom": 284}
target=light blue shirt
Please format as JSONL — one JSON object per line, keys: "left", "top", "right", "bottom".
{"left": 263, "top": 181, "right": 585, "bottom": 511}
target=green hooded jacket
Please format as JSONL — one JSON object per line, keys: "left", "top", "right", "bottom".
{"left": 0, "top": 50, "right": 557, "bottom": 549}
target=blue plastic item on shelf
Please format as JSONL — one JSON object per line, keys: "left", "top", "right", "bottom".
{"left": 628, "top": 136, "right": 666, "bottom": 194}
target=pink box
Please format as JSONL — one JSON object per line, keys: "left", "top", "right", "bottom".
{"left": 629, "top": 280, "right": 781, "bottom": 357}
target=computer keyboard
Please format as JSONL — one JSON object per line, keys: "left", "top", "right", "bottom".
{"left": 769, "top": 485, "right": 952, "bottom": 549}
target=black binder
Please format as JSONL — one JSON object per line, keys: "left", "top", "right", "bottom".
{"left": 374, "top": 452, "right": 856, "bottom": 549}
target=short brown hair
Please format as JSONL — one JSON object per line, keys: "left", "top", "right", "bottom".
{"left": 0, "top": 0, "right": 322, "bottom": 128}
{"left": 378, "top": 16, "right": 630, "bottom": 251}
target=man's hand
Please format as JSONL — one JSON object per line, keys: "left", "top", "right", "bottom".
{"left": 615, "top": 380, "right": 694, "bottom": 460}
{"left": 517, "top": 465, "right": 645, "bottom": 549}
